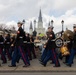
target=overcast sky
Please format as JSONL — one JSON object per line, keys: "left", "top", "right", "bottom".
{"left": 0, "top": 0, "right": 76, "bottom": 32}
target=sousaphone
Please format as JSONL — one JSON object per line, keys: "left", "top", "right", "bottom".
{"left": 60, "top": 29, "right": 74, "bottom": 56}
{"left": 62, "top": 29, "right": 74, "bottom": 41}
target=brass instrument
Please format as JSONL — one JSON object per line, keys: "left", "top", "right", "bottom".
{"left": 60, "top": 30, "right": 74, "bottom": 56}
{"left": 56, "top": 30, "right": 73, "bottom": 56}
{"left": 60, "top": 45, "right": 70, "bottom": 56}
{"left": 62, "top": 30, "right": 74, "bottom": 41}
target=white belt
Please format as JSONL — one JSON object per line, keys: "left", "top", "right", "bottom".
{"left": 6, "top": 42, "right": 10, "bottom": 44}
{"left": 23, "top": 41, "right": 27, "bottom": 43}
{"left": 0, "top": 42, "right": 4, "bottom": 44}
{"left": 19, "top": 37, "right": 23, "bottom": 39}
{"left": 27, "top": 42, "right": 30, "bottom": 44}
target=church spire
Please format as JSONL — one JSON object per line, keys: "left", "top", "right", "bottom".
{"left": 38, "top": 9, "right": 42, "bottom": 22}
{"left": 30, "top": 21, "right": 33, "bottom": 29}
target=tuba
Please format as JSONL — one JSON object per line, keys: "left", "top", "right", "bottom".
{"left": 62, "top": 29, "right": 74, "bottom": 41}
{"left": 60, "top": 45, "right": 70, "bottom": 56}
{"left": 60, "top": 29, "right": 74, "bottom": 56}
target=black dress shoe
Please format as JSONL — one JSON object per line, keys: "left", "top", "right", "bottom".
{"left": 53, "top": 65, "right": 60, "bottom": 67}
{"left": 0, "top": 64, "right": 1, "bottom": 66}
{"left": 41, "top": 63, "right": 46, "bottom": 67}
{"left": 8, "top": 65, "right": 16, "bottom": 67}
{"left": 59, "top": 57, "right": 63, "bottom": 60}
{"left": 66, "top": 64, "right": 72, "bottom": 67}
{"left": 17, "top": 61, "right": 19, "bottom": 63}
{"left": 2, "top": 62, "right": 7, "bottom": 64}
{"left": 23, "top": 64, "right": 30, "bottom": 67}
{"left": 42, "top": 64, "right": 46, "bottom": 67}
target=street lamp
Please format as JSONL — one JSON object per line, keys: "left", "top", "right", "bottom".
{"left": 48, "top": 21, "right": 50, "bottom": 27}
{"left": 34, "top": 20, "right": 36, "bottom": 31}
{"left": 61, "top": 20, "right": 64, "bottom": 36}
{"left": 61, "top": 20, "right": 64, "bottom": 32}
{"left": 22, "top": 19, "right": 25, "bottom": 31}
{"left": 51, "top": 20, "right": 54, "bottom": 27}
{"left": 33, "top": 20, "right": 37, "bottom": 37}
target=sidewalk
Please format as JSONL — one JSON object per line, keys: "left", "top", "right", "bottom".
{"left": 0, "top": 59, "right": 76, "bottom": 72}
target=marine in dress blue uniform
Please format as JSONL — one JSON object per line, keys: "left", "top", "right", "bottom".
{"left": 9, "top": 22, "right": 30, "bottom": 67}
{"left": 0, "top": 34, "right": 7, "bottom": 64}
{"left": 29, "top": 35, "right": 36, "bottom": 59}
{"left": 67, "top": 25, "right": 76, "bottom": 67}
{"left": 9, "top": 35, "right": 15, "bottom": 58}
{"left": 41, "top": 26, "right": 60, "bottom": 67}
{"left": 26, "top": 33, "right": 32, "bottom": 60}
{"left": 4, "top": 33, "right": 11, "bottom": 60}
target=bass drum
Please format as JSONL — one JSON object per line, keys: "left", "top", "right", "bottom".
{"left": 55, "top": 38, "right": 63, "bottom": 48}
{"left": 60, "top": 45, "right": 70, "bottom": 56}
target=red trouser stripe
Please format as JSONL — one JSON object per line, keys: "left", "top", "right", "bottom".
{"left": 52, "top": 49, "right": 58, "bottom": 66}
{"left": 19, "top": 46, "right": 28, "bottom": 65}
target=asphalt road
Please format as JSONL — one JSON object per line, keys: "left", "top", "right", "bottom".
{"left": 0, "top": 72, "right": 76, "bottom": 75}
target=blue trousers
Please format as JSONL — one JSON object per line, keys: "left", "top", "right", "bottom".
{"left": 29, "top": 47, "right": 36, "bottom": 58}
{"left": 27, "top": 47, "right": 32, "bottom": 60}
{"left": 42, "top": 50, "right": 51, "bottom": 64}
{"left": 11, "top": 46, "right": 30, "bottom": 66}
{"left": 0, "top": 48, "right": 7, "bottom": 63}
{"left": 68, "top": 48, "right": 76, "bottom": 65}
{"left": 41, "top": 49, "right": 48, "bottom": 62}
{"left": 9, "top": 46, "right": 14, "bottom": 58}
{"left": 43, "top": 49, "right": 60, "bottom": 66}
{"left": 4, "top": 47, "right": 11, "bottom": 60}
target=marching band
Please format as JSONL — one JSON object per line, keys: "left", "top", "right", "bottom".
{"left": 0, "top": 21, "right": 76, "bottom": 67}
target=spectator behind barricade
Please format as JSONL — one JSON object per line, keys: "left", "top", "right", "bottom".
{"left": 34, "top": 36, "right": 41, "bottom": 43}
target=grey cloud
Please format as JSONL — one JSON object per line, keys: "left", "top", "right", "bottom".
{"left": 0, "top": 0, "right": 75, "bottom": 17}
{"left": 0, "top": 0, "right": 76, "bottom": 27}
